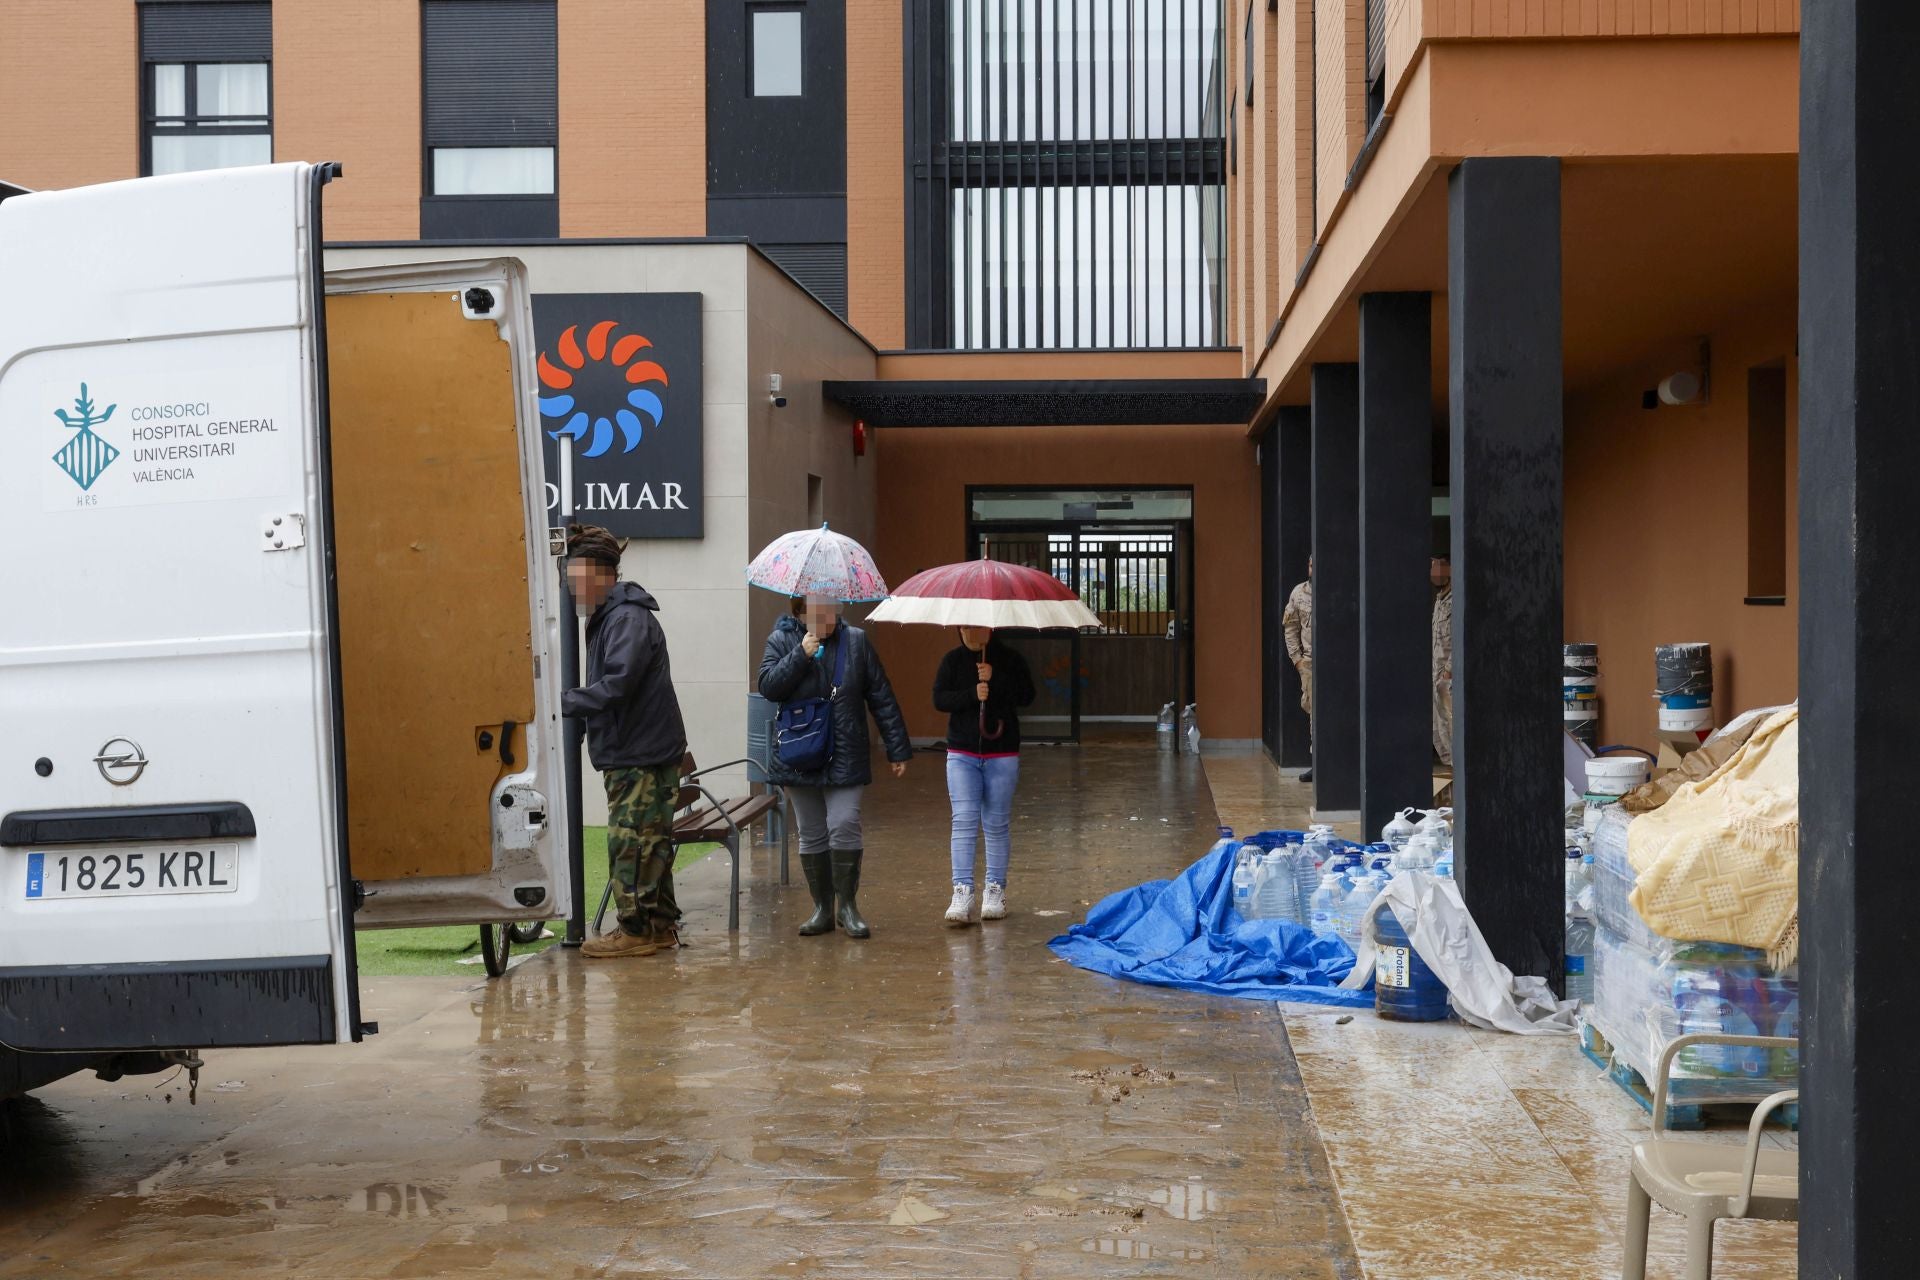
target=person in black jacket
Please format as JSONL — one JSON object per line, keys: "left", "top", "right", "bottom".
{"left": 758, "top": 595, "right": 913, "bottom": 939}
{"left": 933, "top": 627, "right": 1036, "bottom": 926}
{"left": 560, "top": 524, "right": 689, "bottom": 959}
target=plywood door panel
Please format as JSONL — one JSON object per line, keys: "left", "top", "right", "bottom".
{"left": 325, "top": 291, "right": 535, "bottom": 881}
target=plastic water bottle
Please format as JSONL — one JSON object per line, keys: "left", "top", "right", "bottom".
{"left": 1255, "top": 852, "right": 1297, "bottom": 923}
{"left": 1395, "top": 833, "right": 1436, "bottom": 874}
{"left": 1207, "top": 826, "right": 1237, "bottom": 860}
{"left": 1302, "top": 824, "right": 1336, "bottom": 869}
{"left": 1340, "top": 873, "right": 1383, "bottom": 949}
{"left": 1292, "top": 844, "right": 1323, "bottom": 923}
{"left": 1231, "top": 850, "right": 1257, "bottom": 918}
{"left": 1564, "top": 914, "right": 1595, "bottom": 1006}
{"left": 1434, "top": 849, "right": 1454, "bottom": 879}
{"left": 1308, "top": 873, "right": 1344, "bottom": 939}
{"left": 1382, "top": 807, "right": 1419, "bottom": 852}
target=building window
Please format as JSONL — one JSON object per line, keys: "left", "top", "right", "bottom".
{"left": 751, "top": 8, "right": 805, "bottom": 97}
{"left": 421, "top": 0, "right": 560, "bottom": 238}
{"left": 906, "top": 0, "right": 1228, "bottom": 351}
{"left": 1364, "top": 0, "right": 1386, "bottom": 125}
{"left": 139, "top": 2, "right": 273, "bottom": 177}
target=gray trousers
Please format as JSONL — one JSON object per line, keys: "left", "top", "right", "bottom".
{"left": 789, "top": 785, "right": 866, "bottom": 856}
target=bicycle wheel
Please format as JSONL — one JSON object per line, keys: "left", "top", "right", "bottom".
{"left": 478, "top": 922, "right": 512, "bottom": 977}
{"left": 506, "top": 921, "right": 548, "bottom": 945}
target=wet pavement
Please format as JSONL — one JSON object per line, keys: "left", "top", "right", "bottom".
{"left": 0, "top": 742, "right": 1364, "bottom": 1279}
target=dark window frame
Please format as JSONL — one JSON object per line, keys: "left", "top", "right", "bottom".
{"left": 140, "top": 59, "right": 274, "bottom": 177}
{"left": 747, "top": 2, "right": 808, "bottom": 99}
{"left": 903, "top": 0, "right": 1229, "bottom": 351}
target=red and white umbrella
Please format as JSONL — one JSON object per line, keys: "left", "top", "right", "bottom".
{"left": 868, "top": 559, "right": 1101, "bottom": 630}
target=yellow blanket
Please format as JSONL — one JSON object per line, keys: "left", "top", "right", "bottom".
{"left": 1627, "top": 708, "right": 1799, "bottom": 967}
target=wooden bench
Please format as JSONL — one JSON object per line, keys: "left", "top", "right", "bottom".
{"left": 592, "top": 754, "right": 787, "bottom": 934}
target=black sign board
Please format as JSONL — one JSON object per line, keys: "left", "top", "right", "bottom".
{"left": 534, "top": 292, "right": 702, "bottom": 539}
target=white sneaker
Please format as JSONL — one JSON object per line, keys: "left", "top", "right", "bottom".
{"left": 945, "top": 883, "right": 976, "bottom": 926}
{"left": 981, "top": 882, "right": 1008, "bottom": 920}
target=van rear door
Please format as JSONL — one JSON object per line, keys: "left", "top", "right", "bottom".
{"left": 319, "top": 262, "right": 571, "bottom": 931}
{"left": 0, "top": 163, "right": 363, "bottom": 1050}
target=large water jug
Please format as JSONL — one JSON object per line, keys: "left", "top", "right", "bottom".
{"left": 1381, "top": 807, "right": 1420, "bottom": 852}
{"left": 1395, "top": 833, "right": 1436, "bottom": 874}
{"left": 1255, "top": 852, "right": 1297, "bottom": 923}
{"left": 1434, "top": 849, "right": 1455, "bottom": 879}
{"left": 1375, "top": 900, "right": 1449, "bottom": 1022}
{"left": 1414, "top": 808, "right": 1452, "bottom": 849}
{"left": 1302, "top": 824, "right": 1337, "bottom": 869}
{"left": 1291, "top": 845, "right": 1323, "bottom": 923}
{"left": 1231, "top": 849, "right": 1257, "bottom": 917}
{"left": 1206, "top": 826, "right": 1236, "bottom": 860}
{"left": 1308, "top": 873, "right": 1344, "bottom": 939}
{"left": 1340, "top": 873, "right": 1384, "bottom": 949}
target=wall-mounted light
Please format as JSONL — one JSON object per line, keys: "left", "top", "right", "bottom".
{"left": 768, "top": 373, "right": 788, "bottom": 409}
{"left": 1641, "top": 340, "right": 1711, "bottom": 410}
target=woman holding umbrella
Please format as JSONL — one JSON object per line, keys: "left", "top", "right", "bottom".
{"left": 932, "top": 628, "right": 1035, "bottom": 925}
{"left": 751, "top": 527, "right": 912, "bottom": 940}
{"left": 869, "top": 560, "right": 1099, "bottom": 927}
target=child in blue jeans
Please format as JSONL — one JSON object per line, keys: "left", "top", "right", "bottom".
{"left": 933, "top": 627, "right": 1036, "bottom": 925}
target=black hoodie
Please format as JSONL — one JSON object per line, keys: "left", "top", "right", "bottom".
{"left": 562, "top": 581, "right": 687, "bottom": 771}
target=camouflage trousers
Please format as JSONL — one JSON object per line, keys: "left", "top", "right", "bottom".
{"left": 605, "top": 763, "right": 682, "bottom": 936}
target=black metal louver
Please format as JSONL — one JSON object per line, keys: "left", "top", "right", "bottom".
{"left": 764, "top": 244, "right": 850, "bottom": 319}
{"left": 422, "top": 0, "right": 559, "bottom": 147}
{"left": 139, "top": 1, "right": 271, "bottom": 62}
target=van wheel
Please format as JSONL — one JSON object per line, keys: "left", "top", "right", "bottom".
{"left": 506, "top": 921, "right": 548, "bottom": 945}
{"left": 478, "top": 923, "right": 512, "bottom": 977}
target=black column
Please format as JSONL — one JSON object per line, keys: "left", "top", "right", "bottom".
{"left": 1261, "top": 433, "right": 1280, "bottom": 759}
{"left": 1310, "top": 366, "right": 1361, "bottom": 813}
{"left": 1800, "top": 5, "right": 1920, "bottom": 1273}
{"left": 1358, "top": 292, "right": 1435, "bottom": 838}
{"left": 1275, "top": 406, "right": 1313, "bottom": 769}
{"left": 1447, "top": 158, "right": 1562, "bottom": 984}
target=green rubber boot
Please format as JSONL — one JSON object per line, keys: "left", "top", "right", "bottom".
{"left": 798, "top": 852, "right": 836, "bottom": 936}
{"left": 831, "top": 848, "right": 871, "bottom": 940}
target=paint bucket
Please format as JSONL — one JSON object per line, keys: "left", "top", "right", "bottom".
{"left": 1654, "top": 643, "right": 1712, "bottom": 705}
{"left": 1584, "top": 749, "right": 1652, "bottom": 797}
{"left": 1659, "top": 704, "right": 1714, "bottom": 735}
{"left": 1562, "top": 643, "right": 1599, "bottom": 747}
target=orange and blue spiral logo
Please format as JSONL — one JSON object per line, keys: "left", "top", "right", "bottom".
{"left": 537, "top": 321, "right": 669, "bottom": 458}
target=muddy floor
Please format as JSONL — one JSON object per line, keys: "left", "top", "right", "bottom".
{"left": 0, "top": 741, "right": 1362, "bottom": 1278}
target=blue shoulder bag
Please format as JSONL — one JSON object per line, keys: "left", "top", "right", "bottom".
{"left": 774, "top": 633, "right": 846, "bottom": 772}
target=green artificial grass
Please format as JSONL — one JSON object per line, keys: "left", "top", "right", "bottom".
{"left": 352, "top": 828, "right": 718, "bottom": 976}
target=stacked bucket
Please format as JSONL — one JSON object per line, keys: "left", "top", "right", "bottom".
{"left": 1563, "top": 644, "right": 1600, "bottom": 748}
{"left": 1655, "top": 642, "right": 1714, "bottom": 745}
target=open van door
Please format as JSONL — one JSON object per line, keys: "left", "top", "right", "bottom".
{"left": 319, "top": 261, "right": 571, "bottom": 933}
{"left": 0, "top": 164, "right": 570, "bottom": 1071}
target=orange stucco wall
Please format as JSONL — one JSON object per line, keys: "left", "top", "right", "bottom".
{"left": 559, "top": 0, "right": 706, "bottom": 236}
{"left": 1563, "top": 314, "right": 1799, "bottom": 747}
{"left": 874, "top": 426, "right": 1263, "bottom": 742}
{"left": 0, "top": 2, "right": 137, "bottom": 190}
{"left": 846, "top": 0, "right": 907, "bottom": 348}
{"left": 274, "top": 0, "right": 420, "bottom": 239}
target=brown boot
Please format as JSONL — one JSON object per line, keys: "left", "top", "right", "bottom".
{"left": 652, "top": 923, "right": 682, "bottom": 951}
{"left": 582, "top": 925, "right": 662, "bottom": 959}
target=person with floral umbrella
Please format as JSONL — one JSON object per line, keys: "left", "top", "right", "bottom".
{"left": 750, "top": 528, "right": 910, "bottom": 940}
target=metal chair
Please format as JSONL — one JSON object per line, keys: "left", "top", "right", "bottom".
{"left": 1622, "top": 1032, "right": 1799, "bottom": 1280}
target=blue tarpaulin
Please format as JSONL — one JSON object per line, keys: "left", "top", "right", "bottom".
{"left": 1047, "top": 838, "right": 1377, "bottom": 1007}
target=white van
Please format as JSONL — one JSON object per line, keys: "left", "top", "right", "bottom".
{"left": 0, "top": 163, "right": 571, "bottom": 1099}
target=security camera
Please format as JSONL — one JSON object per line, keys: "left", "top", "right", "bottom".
{"left": 769, "top": 394, "right": 789, "bottom": 409}
{"left": 768, "top": 372, "right": 787, "bottom": 409}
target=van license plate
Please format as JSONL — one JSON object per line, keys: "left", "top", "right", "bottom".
{"left": 23, "top": 845, "right": 239, "bottom": 901}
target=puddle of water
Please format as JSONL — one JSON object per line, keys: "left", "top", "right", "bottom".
{"left": 1148, "top": 1182, "right": 1223, "bottom": 1222}
{"left": 1080, "top": 1238, "right": 1208, "bottom": 1261}
{"left": 886, "top": 1194, "right": 949, "bottom": 1226}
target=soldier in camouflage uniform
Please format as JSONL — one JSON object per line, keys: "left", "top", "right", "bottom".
{"left": 560, "top": 524, "right": 689, "bottom": 958}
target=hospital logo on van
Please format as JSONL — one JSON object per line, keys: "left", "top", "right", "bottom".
{"left": 536, "top": 321, "right": 668, "bottom": 460}
{"left": 51, "top": 383, "right": 120, "bottom": 491}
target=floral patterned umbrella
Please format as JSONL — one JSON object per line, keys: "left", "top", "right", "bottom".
{"left": 746, "top": 524, "right": 890, "bottom": 602}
